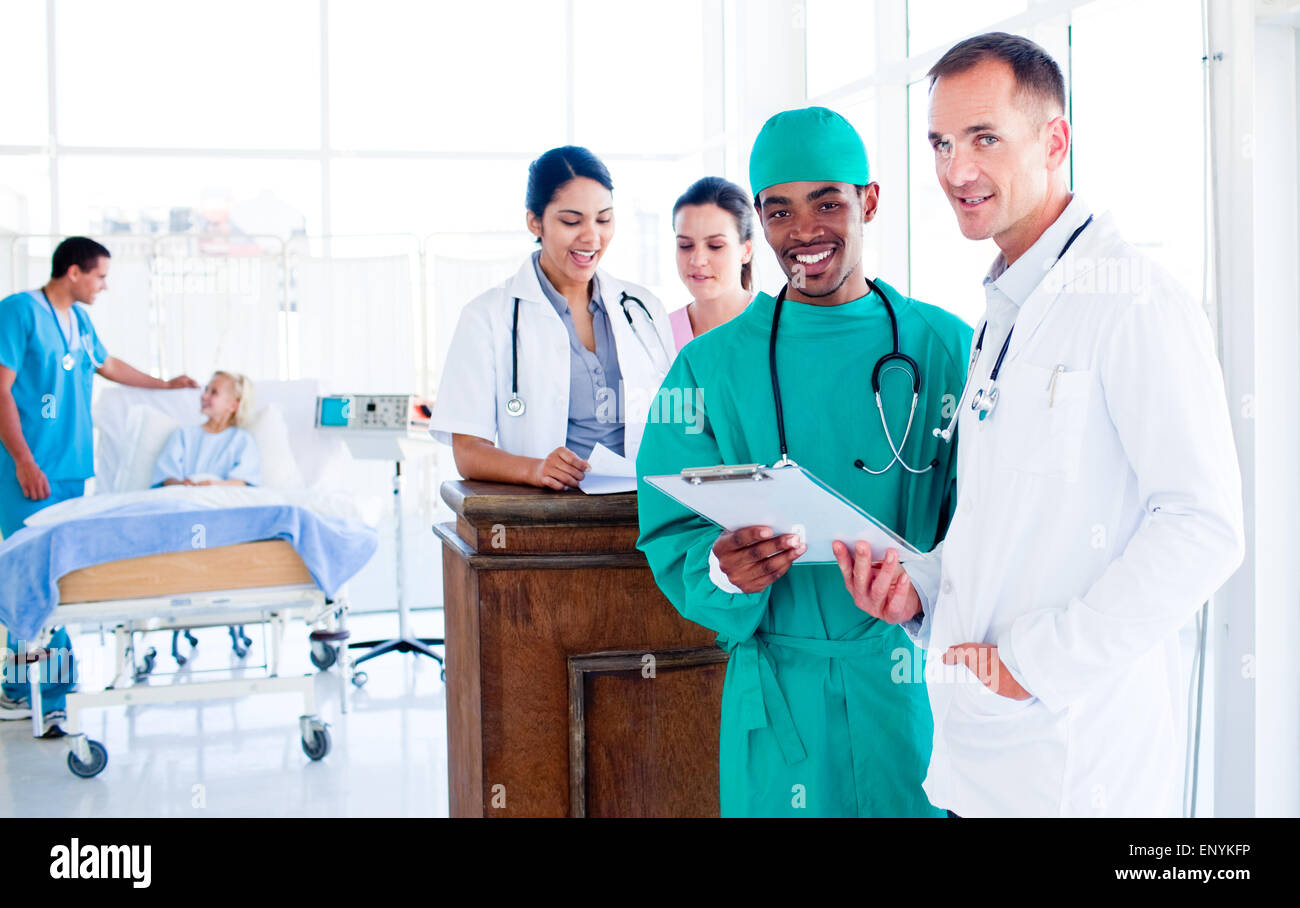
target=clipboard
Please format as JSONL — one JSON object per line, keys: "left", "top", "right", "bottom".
{"left": 644, "top": 463, "right": 920, "bottom": 565}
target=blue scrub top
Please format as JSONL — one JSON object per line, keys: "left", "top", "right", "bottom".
{"left": 0, "top": 290, "right": 107, "bottom": 481}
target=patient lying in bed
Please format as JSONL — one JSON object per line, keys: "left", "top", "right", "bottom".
{"left": 152, "top": 371, "right": 260, "bottom": 488}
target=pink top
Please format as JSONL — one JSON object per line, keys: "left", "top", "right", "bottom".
{"left": 669, "top": 305, "right": 695, "bottom": 352}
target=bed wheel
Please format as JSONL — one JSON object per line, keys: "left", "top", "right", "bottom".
{"left": 301, "top": 723, "right": 331, "bottom": 761}
{"left": 228, "top": 626, "right": 249, "bottom": 659}
{"left": 67, "top": 739, "right": 108, "bottom": 778}
{"left": 171, "top": 631, "right": 189, "bottom": 666}
{"left": 351, "top": 671, "right": 368, "bottom": 688}
{"left": 134, "top": 647, "right": 157, "bottom": 682}
{"left": 309, "top": 641, "right": 338, "bottom": 671}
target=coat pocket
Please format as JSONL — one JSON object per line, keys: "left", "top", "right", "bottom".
{"left": 991, "top": 361, "right": 1095, "bottom": 482}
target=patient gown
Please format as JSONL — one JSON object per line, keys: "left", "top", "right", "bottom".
{"left": 151, "top": 425, "right": 261, "bottom": 487}
{"left": 636, "top": 280, "right": 971, "bottom": 817}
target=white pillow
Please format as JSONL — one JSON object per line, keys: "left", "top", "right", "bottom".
{"left": 95, "top": 387, "right": 203, "bottom": 493}
{"left": 245, "top": 403, "right": 304, "bottom": 489}
{"left": 115, "top": 405, "right": 182, "bottom": 492}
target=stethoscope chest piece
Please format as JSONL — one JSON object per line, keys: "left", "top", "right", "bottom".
{"left": 972, "top": 385, "right": 999, "bottom": 421}
{"left": 506, "top": 395, "right": 525, "bottom": 417}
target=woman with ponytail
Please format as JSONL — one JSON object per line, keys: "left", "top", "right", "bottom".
{"left": 669, "top": 176, "right": 756, "bottom": 349}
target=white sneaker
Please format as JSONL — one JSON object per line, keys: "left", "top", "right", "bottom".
{"left": 41, "top": 709, "right": 67, "bottom": 738}
{"left": 0, "top": 692, "right": 32, "bottom": 721}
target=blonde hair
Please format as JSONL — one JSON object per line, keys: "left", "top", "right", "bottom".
{"left": 212, "top": 371, "right": 256, "bottom": 429}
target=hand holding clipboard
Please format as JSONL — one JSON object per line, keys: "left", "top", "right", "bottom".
{"left": 644, "top": 463, "right": 923, "bottom": 607}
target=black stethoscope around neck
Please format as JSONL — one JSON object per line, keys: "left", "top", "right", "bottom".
{"left": 504, "top": 289, "right": 670, "bottom": 418}
{"left": 769, "top": 278, "right": 937, "bottom": 475}
{"left": 932, "top": 213, "right": 1094, "bottom": 442}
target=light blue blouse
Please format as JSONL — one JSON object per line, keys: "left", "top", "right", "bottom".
{"left": 151, "top": 425, "right": 261, "bottom": 487}
{"left": 531, "top": 251, "right": 625, "bottom": 459}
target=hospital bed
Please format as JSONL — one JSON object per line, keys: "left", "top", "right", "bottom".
{"left": 0, "top": 380, "right": 377, "bottom": 778}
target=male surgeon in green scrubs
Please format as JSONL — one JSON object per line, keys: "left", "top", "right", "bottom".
{"left": 636, "top": 107, "right": 971, "bottom": 816}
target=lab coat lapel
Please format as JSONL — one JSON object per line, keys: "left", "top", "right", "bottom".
{"left": 500, "top": 257, "right": 569, "bottom": 459}
{"left": 504, "top": 256, "right": 550, "bottom": 307}
{"left": 1004, "top": 216, "right": 1106, "bottom": 363}
{"left": 598, "top": 271, "right": 670, "bottom": 461}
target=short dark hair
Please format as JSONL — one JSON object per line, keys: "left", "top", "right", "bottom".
{"left": 927, "top": 32, "right": 1065, "bottom": 121}
{"left": 525, "top": 146, "right": 614, "bottom": 220}
{"left": 51, "top": 236, "right": 110, "bottom": 279}
{"left": 673, "top": 176, "right": 755, "bottom": 291}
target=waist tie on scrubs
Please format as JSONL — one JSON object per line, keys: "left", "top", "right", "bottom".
{"left": 718, "top": 630, "right": 899, "bottom": 767}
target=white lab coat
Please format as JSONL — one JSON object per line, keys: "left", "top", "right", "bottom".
{"left": 429, "top": 257, "right": 675, "bottom": 465}
{"left": 904, "top": 211, "right": 1245, "bottom": 817}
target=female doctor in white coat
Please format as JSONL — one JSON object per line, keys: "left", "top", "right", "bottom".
{"left": 430, "top": 146, "right": 674, "bottom": 489}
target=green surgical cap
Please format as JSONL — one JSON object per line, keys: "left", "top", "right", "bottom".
{"left": 749, "top": 106, "right": 870, "bottom": 199}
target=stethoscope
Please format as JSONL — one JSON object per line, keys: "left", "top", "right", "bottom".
{"left": 41, "top": 290, "right": 101, "bottom": 372}
{"left": 769, "top": 278, "right": 937, "bottom": 475}
{"left": 505, "top": 289, "right": 671, "bottom": 417}
{"left": 933, "top": 213, "right": 1094, "bottom": 442}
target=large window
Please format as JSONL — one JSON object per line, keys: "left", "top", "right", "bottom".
{"left": 0, "top": 0, "right": 724, "bottom": 313}
{"left": 806, "top": 0, "right": 1207, "bottom": 327}
{"left": 0, "top": 0, "right": 729, "bottom": 402}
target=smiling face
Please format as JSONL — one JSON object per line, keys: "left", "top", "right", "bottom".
{"left": 526, "top": 176, "right": 615, "bottom": 289}
{"left": 200, "top": 373, "right": 240, "bottom": 424}
{"left": 68, "top": 256, "right": 110, "bottom": 305}
{"left": 756, "top": 180, "right": 878, "bottom": 305}
{"left": 927, "top": 58, "right": 1070, "bottom": 263}
{"left": 674, "top": 203, "right": 752, "bottom": 304}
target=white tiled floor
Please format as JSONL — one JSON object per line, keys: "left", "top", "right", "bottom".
{"left": 0, "top": 610, "right": 449, "bottom": 817}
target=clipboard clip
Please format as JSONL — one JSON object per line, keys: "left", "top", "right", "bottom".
{"left": 681, "top": 464, "right": 773, "bottom": 485}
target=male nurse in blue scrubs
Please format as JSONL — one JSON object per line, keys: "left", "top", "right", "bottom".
{"left": 0, "top": 236, "right": 198, "bottom": 735}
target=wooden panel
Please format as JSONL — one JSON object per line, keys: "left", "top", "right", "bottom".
{"left": 455, "top": 514, "right": 642, "bottom": 555}
{"left": 568, "top": 648, "right": 727, "bottom": 818}
{"left": 439, "top": 479, "right": 726, "bottom": 818}
{"left": 57, "top": 540, "right": 314, "bottom": 604}
{"left": 442, "top": 537, "right": 484, "bottom": 819}
{"left": 434, "top": 522, "right": 648, "bottom": 571}
{"left": 442, "top": 480, "right": 639, "bottom": 526}
{"left": 473, "top": 566, "right": 716, "bottom": 816}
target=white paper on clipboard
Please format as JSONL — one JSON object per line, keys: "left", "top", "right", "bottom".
{"left": 644, "top": 464, "right": 920, "bottom": 565}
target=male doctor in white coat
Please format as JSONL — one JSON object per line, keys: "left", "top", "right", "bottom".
{"left": 832, "top": 32, "right": 1245, "bottom": 817}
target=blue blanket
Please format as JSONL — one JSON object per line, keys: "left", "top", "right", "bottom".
{"left": 0, "top": 500, "right": 379, "bottom": 640}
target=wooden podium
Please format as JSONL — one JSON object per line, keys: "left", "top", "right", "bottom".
{"left": 434, "top": 480, "right": 727, "bottom": 817}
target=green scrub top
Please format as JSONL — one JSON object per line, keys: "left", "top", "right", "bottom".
{"left": 636, "top": 279, "right": 972, "bottom": 817}
{"left": 0, "top": 290, "right": 107, "bottom": 481}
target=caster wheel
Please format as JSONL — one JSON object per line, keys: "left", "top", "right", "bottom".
{"left": 67, "top": 740, "right": 108, "bottom": 778}
{"left": 134, "top": 647, "right": 158, "bottom": 682}
{"left": 351, "top": 671, "right": 368, "bottom": 688}
{"left": 185, "top": 631, "right": 199, "bottom": 647}
{"left": 301, "top": 726, "right": 331, "bottom": 761}
{"left": 440, "top": 669, "right": 446, "bottom": 682}
{"left": 309, "top": 642, "right": 338, "bottom": 671}
{"left": 175, "top": 653, "right": 188, "bottom": 667}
